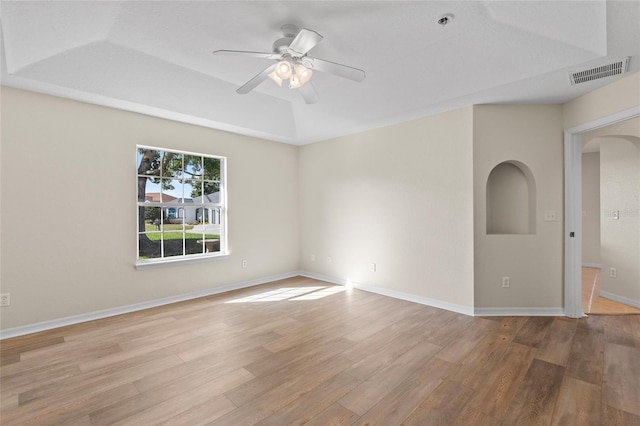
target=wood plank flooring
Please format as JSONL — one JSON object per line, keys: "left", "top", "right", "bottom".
{"left": 2, "top": 276, "right": 640, "bottom": 425}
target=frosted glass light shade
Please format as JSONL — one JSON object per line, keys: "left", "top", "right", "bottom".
{"left": 268, "top": 70, "right": 283, "bottom": 86}
{"left": 275, "top": 61, "right": 292, "bottom": 80}
{"left": 295, "top": 64, "right": 313, "bottom": 85}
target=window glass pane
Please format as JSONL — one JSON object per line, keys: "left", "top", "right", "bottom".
{"left": 184, "top": 179, "right": 200, "bottom": 200}
{"left": 162, "top": 151, "right": 183, "bottom": 178}
{"left": 161, "top": 178, "right": 183, "bottom": 202}
{"left": 163, "top": 232, "right": 184, "bottom": 257}
{"left": 140, "top": 206, "right": 162, "bottom": 231}
{"left": 184, "top": 155, "right": 202, "bottom": 180}
{"left": 193, "top": 207, "right": 201, "bottom": 224}
{"left": 186, "top": 229, "right": 205, "bottom": 255}
{"left": 138, "top": 149, "right": 162, "bottom": 203}
{"left": 137, "top": 148, "right": 162, "bottom": 177}
{"left": 198, "top": 235, "right": 220, "bottom": 254}
{"left": 139, "top": 233, "right": 162, "bottom": 259}
{"left": 211, "top": 207, "right": 222, "bottom": 225}
{"left": 179, "top": 204, "right": 196, "bottom": 224}
{"left": 202, "top": 182, "right": 221, "bottom": 199}
{"left": 197, "top": 208, "right": 209, "bottom": 225}
{"left": 203, "top": 157, "right": 221, "bottom": 181}
{"left": 186, "top": 239, "right": 206, "bottom": 255}
{"left": 195, "top": 207, "right": 222, "bottom": 227}
{"left": 140, "top": 178, "right": 161, "bottom": 203}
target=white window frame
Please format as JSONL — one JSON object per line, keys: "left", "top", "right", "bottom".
{"left": 136, "top": 145, "right": 228, "bottom": 267}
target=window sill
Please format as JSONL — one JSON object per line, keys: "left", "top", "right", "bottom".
{"left": 135, "top": 252, "right": 230, "bottom": 270}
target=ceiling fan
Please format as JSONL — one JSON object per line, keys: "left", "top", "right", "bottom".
{"left": 213, "top": 24, "right": 366, "bottom": 104}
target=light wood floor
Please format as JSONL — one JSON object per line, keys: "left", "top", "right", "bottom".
{"left": 2, "top": 276, "right": 640, "bottom": 425}
{"left": 582, "top": 267, "right": 640, "bottom": 315}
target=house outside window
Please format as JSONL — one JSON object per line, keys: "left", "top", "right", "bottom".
{"left": 137, "top": 146, "right": 227, "bottom": 263}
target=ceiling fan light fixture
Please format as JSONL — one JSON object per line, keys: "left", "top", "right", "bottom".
{"left": 295, "top": 63, "right": 313, "bottom": 85}
{"left": 275, "top": 60, "right": 292, "bottom": 80}
{"left": 268, "top": 70, "right": 283, "bottom": 86}
{"left": 289, "top": 73, "right": 302, "bottom": 89}
{"left": 214, "top": 24, "right": 365, "bottom": 100}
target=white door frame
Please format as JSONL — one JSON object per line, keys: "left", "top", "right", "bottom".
{"left": 564, "top": 105, "right": 640, "bottom": 318}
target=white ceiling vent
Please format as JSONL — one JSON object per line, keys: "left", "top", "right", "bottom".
{"left": 569, "top": 57, "right": 630, "bottom": 85}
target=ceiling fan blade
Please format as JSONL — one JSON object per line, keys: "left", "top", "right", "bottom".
{"left": 298, "top": 82, "right": 319, "bottom": 104}
{"left": 288, "top": 28, "right": 323, "bottom": 56}
{"left": 308, "top": 57, "right": 366, "bottom": 82}
{"left": 236, "top": 64, "right": 277, "bottom": 94}
{"left": 213, "top": 50, "right": 279, "bottom": 60}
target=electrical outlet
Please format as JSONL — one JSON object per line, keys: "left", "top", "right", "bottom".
{"left": 610, "top": 267, "right": 617, "bottom": 278}
{"left": 327, "top": 256, "right": 332, "bottom": 264}
{"left": 502, "top": 276, "right": 510, "bottom": 288}
{"left": 0, "top": 293, "right": 10, "bottom": 307}
{"left": 241, "top": 259, "right": 247, "bottom": 268}
{"left": 370, "top": 263, "right": 376, "bottom": 272}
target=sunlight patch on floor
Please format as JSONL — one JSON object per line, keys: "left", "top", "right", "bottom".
{"left": 225, "top": 286, "right": 344, "bottom": 303}
{"left": 290, "top": 286, "right": 346, "bottom": 301}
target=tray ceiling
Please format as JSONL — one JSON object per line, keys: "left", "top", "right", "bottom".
{"left": 1, "top": 1, "right": 638, "bottom": 144}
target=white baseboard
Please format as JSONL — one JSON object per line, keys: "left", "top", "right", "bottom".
{"left": 599, "top": 290, "right": 640, "bottom": 309}
{"left": 474, "top": 307, "right": 565, "bottom": 316}
{"left": 0, "top": 271, "right": 301, "bottom": 340}
{"left": 2, "top": 270, "right": 579, "bottom": 340}
{"left": 300, "top": 272, "right": 565, "bottom": 317}
{"left": 582, "top": 263, "right": 601, "bottom": 268}
{"left": 299, "top": 271, "right": 475, "bottom": 316}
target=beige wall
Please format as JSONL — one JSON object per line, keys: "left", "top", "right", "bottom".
{"left": 3, "top": 72, "right": 639, "bottom": 332}
{"left": 599, "top": 137, "right": 640, "bottom": 304}
{"left": 0, "top": 87, "right": 300, "bottom": 330}
{"left": 564, "top": 72, "right": 640, "bottom": 130}
{"left": 473, "top": 105, "right": 564, "bottom": 309}
{"left": 298, "top": 107, "right": 475, "bottom": 311}
{"left": 581, "top": 152, "right": 601, "bottom": 265}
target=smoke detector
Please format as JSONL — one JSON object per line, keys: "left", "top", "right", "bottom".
{"left": 569, "top": 57, "right": 630, "bottom": 85}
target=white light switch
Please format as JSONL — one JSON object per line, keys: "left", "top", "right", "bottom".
{"left": 612, "top": 210, "right": 619, "bottom": 220}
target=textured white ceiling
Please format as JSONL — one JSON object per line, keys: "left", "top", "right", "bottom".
{"left": 1, "top": 1, "right": 639, "bottom": 145}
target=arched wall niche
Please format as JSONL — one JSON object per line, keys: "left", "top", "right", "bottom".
{"left": 486, "top": 160, "right": 537, "bottom": 235}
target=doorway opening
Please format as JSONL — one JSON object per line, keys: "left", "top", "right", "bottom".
{"left": 564, "top": 105, "right": 640, "bottom": 318}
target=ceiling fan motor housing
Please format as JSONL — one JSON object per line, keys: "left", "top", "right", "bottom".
{"left": 273, "top": 37, "right": 295, "bottom": 55}
{"left": 273, "top": 24, "right": 301, "bottom": 55}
